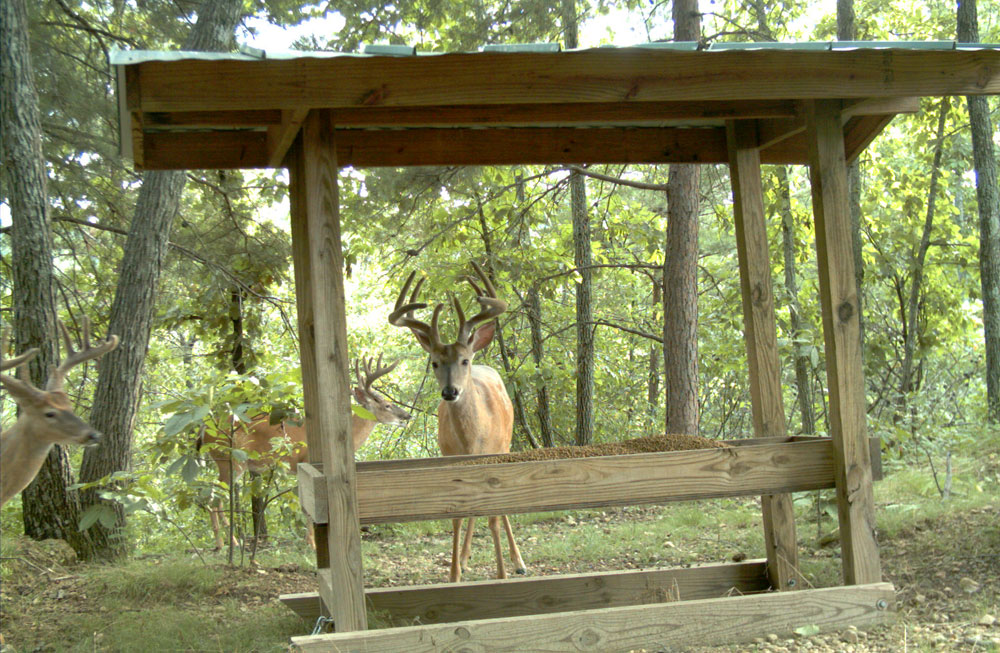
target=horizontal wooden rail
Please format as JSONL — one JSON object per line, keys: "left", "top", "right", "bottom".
{"left": 299, "top": 438, "right": 849, "bottom": 526}
{"left": 281, "top": 560, "right": 771, "bottom": 624}
{"left": 291, "top": 582, "right": 896, "bottom": 651}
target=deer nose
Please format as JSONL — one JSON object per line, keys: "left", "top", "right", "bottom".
{"left": 441, "top": 386, "right": 460, "bottom": 401}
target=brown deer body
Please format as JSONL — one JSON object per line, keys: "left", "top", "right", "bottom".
{"left": 1, "top": 319, "right": 118, "bottom": 507}
{"left": 201, "top": 355, "right": 409, "bottom": 549}
{"left": 390, "top": 262, "right": 526, "bottom": 582}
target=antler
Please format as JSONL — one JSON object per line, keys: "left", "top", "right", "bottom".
{"left": 455, "top": 261, "right": 507, "bottom": 344}
{"left": 387, "top": 270, "right": 443, "bottom": 349}
{"left": 1, "top": 329, "right": 39, "bottom": 372}
{"left": 355, "top": 353, "right": 400, "bottom": 392}
{"left": 46, "top": 317, "right": 119, "bottom": 392}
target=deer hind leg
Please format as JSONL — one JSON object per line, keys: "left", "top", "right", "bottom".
{"left": 487, "top": 516, "right": 507, "bottom": 579}
{"left": 305, "top": 518, "right": 316, "bottom": 550}
{"left": 450, "top": 518, "right": 466, "bottom": 582}
{"left": 209, "top": 502, "right": 225, "bottom": 550}
{"left": 502, "top": 515, "right": 527, "bottom": 575}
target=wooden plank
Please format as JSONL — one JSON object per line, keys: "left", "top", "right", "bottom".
{"left": 281, "top": 561, "right": 771, "bottom": 623}
{"left": 124, "top": 67, "right": 144, "bottom": 170}
{"left": 301, "top": 109, "right": 367, "bottom": 630}
{"left": 755, "top": 117, "right": 805, "bottom": 150}
{"left": 143, "top": 130, "right": 268, "bottom": 170}
{"left": 806, "top": 100, "right": 881, "bottom": 585}
{"left": 267, "top": 108, "right": 310, "bottom": 167}
{"left": 349, "top": 440, "right": 835, "bottom": 525}
{"left": 144, "top": 109, "right": 281, "bottom": 126}
{"left": 292, "top": 582, "right": 896, "bottom": 652}
{"left": 334, "top": 126, "right": 730, "bottom": 167}
{"left": 132, "top": 49, "right": 1000, "bottom": 113}
{"left": 296, "top": 462, "right": 327, "bottom": 524}
{"left": 726, "top": 120, "right": 800, "bottom": 592}
{"left": 320, "top": 100, "right": 798, "bottom": 127}
{"left": 843, "top": 114, "right": 897, "bottom": 163}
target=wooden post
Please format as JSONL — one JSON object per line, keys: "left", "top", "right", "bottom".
{"left": 288, "top": 109, "right": 367, "bottom": 630}
{"left": 287, "top": 137, "right": 330, "bottom": 573}
{"left": 726, "top": 120, "right": 801, "bottom": 590}
{"left": 805, "top": 100, "right": 881, "bottom": 585}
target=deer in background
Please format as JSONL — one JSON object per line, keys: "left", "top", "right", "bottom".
{"left": 200, "top": 354, "right": 410, "bottom": 549}
{"left": 389, "top": 261, "right": 527, "bottom": 582}
{"left": 1, "top": 319, "right": 119, "bottom": 507}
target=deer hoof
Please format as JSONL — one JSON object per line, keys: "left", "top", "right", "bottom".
{"left": 515, "top": 567, "right": 527, "bottom": 575}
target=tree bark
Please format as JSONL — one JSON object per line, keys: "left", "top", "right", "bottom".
{"left": 958, "top": 0, "right": 1000, "bottom": 423}
{"left": 777, "top": 167, "right": 816, "bottom": 434}
{"left": 562, "top": 0, "right": 594, "bottom": 446}
{"left": 663, "top": 0, "right": 701, "bottom": 436}
{"left": 648, "top": 277, "right": 662, "bottom": 427}
{"left": 75, "top": 0, "right": 245, "bottom": 560}
{"left": 2, "top": 0, "right": 95, "bottom": 549}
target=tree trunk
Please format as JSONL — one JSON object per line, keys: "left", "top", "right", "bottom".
{"left": 777, "top": 167, "right": 815, "bottom": 434}
{"left": 526, "top": 285, "right": 555, "bottom": 447}
{"left": 663, "top": 0, "right": 701, "bottom": 436}
{"left": 648, "top": 277, "right": 662, "bottom": 427}
{"left": 838, "top": 0, "right": 866, "bottom": 347}
{"left": 896, "top": 99, "right": 950, "bottom": 422}
{"left": 2, "top": 0, "right": 94, "bottom": 549}
{"left": 958, "top": 0, "right": 1000, "bottom": 423}
{"left": 75, "top": 0, "right": 245, "bottom": 560}
{"left": 562, "top": 0, "right": 594, "bottom": 446}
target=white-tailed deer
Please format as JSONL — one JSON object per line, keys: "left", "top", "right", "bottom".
{"left": 1, "top": 319, "right": 119, "bottom": 507}
{"left": 200, "top": 354, "right": 410, "bottom": 549}
{"left": 389, "top": 261, "right": 526, "bottom": 582}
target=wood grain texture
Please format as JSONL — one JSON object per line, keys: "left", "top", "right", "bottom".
{"left": 806, "top": 100, "right": 881, "bottom": 585}
{"left": 300, "top": 109, "right": 366, "bottom": 630}
{"left": 281, "top": 561, "right": 771, "bottom": 622}
{"left": 350, "top": 440, "right": 835, "bottom": 524}
{"left": 726, "top": 120, "right": 800, "bottom": 592}
{"left": 133, "top": 49, "right": 1000, "bottom": 113}
{"left": 292, "top": 582, "right": 896, "bottom": 652}
{"left": 267, "top": 108, "right": 309, "bottom": 167}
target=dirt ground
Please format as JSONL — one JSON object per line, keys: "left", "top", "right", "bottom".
{"left": 1, "top": 503, "right": 998, "bottom": 651}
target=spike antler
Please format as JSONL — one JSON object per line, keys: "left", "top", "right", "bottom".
{"left": 455, "top": 260, "right": 507, "bottom": 344}
{"left": 46, "top": 317, "right": 119, "bottom": 392}
{"left": 387, "top": 270, "right": 444, "bottom": 349}
{"left": 1, "top": 329, "right": 39, "bottom": 372}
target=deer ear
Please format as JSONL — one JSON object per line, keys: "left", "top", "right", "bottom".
{"left": 0, "top": 374, "right": 46, "bottom": 406}
{"left": 352, "top": 387, "right": 366, "bottom": 404}
{"left": 469, "top": 321, "right": 497, "bottom": 353}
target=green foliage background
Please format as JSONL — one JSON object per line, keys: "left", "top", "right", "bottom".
{"left": 1, "top": 0, "right": 998, "bottom": 553}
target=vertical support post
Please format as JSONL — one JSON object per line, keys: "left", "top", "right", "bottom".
{"left": 288, "top": 136, "right": 330, "bottom": 573}
{"left": 288, "top": 110, "right": 367, "bottom": 630}
{"left": 806, "top": 100, "right": 881, "bottom": 585}
{"left": 726, "top": 120, "right": 801, "bottom": 591}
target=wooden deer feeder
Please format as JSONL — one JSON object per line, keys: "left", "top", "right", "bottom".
{"left": 113, "top": 42, "right": 1000, "bottom": 650}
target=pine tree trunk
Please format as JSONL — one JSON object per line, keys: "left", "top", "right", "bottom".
{"left": 648, "top": 278, "right": 662, "bottom": 426}
{"left": 958, "top": 0, "right": 1000, "bottom": 423}
{"left": 2, "top": 0, "right": 95, "bottom": 549}
{"left": 75, "top": 0, "right": 245, "bottom": 560}
{"left": 777, "top": 167, "right": 815, "bottom": 434}
{"left": 663, "top": 0, "right": 701, "bottom": 436}
{"left": 526, "top": 286, "right": 555, "bottom": 447}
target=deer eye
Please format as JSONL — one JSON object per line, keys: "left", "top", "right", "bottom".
{"left": 431, "top": 362, "right": 438, "bottom": 369}
{"left": 462, "top": 359, "right": 469, "bottom": 366}
{"left": 45, "top": 410, "right": 58, "bottom": 418}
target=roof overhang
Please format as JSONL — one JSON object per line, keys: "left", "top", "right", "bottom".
{"left": 112, "top": 46, "right": 1000, "bottom": 170}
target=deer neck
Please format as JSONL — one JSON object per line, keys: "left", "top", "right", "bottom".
{"left": 437, "top": 374, "right": 498, "bottom": 454}
{"left": 1, "top": 421, "right": 57, "bottom": 506}
{"left": 351, "top": 413, "right": 377, "bottom": 451}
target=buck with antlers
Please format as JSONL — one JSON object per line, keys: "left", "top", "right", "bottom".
{"left": 389, "top": 261, "right": 526, "bottom": 582}
{"left": 1, "top": 319, "right": 119, "bottom": 507}
{"left": 200, "top": 354, "right": 410, "bottom": 549}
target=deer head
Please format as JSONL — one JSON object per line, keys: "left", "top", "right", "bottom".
{"left": 352, "top": 353, "right": 411, "bottom": 424}
{"left": 389, "top": 261, "right": 506, "bottom": 403}
{"left": 1, "top": 318, "right": 119, "bottom": 448}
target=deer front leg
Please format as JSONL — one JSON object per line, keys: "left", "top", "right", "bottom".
{"left": 459, "top": 516, "right": 475, "bottom": 571}
{"left": 488, "top": 516, "right": 507, "bottom": 579}
{"left": 450, "top": 518, "right": 465, "bottom": 582}
{"left": 502, "top": 515, "right": 527, "bottom": 575}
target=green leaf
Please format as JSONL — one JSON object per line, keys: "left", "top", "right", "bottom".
{"left": 794, "top": 625, "right": 820, "bottom": 637}
{"left": 352, "top": 404, "right": 377, "bottom": 421}
{"left": 182, "top": 456, "right": 202, "bottom": 484}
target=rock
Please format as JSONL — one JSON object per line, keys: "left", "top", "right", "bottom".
{"left": 841, "top": 630, "right": 859, "bottom": 644}
{"left": 979, "top": 614, "right": 997, "bottom": 626}
{"left": 766, "top": 633, "right": 779, "bottom": 642}
{"left": 959, "top": 577, "right": 981, "bottom": 594}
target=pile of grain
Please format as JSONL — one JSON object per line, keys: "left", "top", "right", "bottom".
{"left": 464, "top": 433, "right": 727, "bottom": 465}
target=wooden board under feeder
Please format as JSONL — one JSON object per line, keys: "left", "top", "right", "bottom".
{"left": 460, "top": 434, "right": 726, "bottom": 465}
